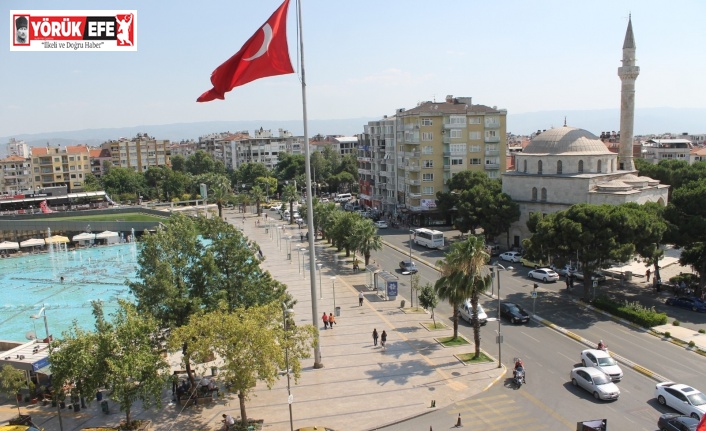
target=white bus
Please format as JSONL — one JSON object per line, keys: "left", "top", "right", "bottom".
{"left": 413, "top": 228, "right": 445, "bottom": 249}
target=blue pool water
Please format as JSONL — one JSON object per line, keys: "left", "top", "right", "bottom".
{"left": 0, "top": 243, "right": 139, "bottom": 342}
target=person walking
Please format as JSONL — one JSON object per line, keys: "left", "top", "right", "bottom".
{"left": 645, "top": 268, "right": 651, "bottom": 283}
{"left": 372, "top": 328, "right": 378, "bottom": 346}
{"left": 322, "top": 312, "right": 329, "bottom": 329}
{"left": 380, "top": 330, "right": 387, "bottom": 349}
{"left": 329, "top": 312, "right": 336, "bottom": 328}
{"left": 358, "top": 291, "right": 364, "bottom": 306}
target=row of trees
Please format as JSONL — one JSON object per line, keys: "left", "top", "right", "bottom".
{"left": 46, "top": 214, "right": 316, "bottom": 428}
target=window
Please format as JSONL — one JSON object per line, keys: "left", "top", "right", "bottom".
{"left": 450, "top": 129, "right": 463, "bottom": 138}
{"left": 470, "top": 158, "right": 481, "bottom": 165}
{"left": 423, "top": 160, "right": 434, "bottom": 168}
{"left": 421, "top": 118, "right": 433, "bottom": 126}
{"left": 532, "top": 187, "right": 538, "bottom": 201}
{"left": 578, "top": 160, "right": 584, "bottom": 173}
{"left": 469, "top": 132, "right": 481, "bottom": 140}
{"left": 422, "top": 146, "right": 433, "bottom": 154}
{"left": 597, "top": 160, "right": 602, "bottom": 173}
{"left": 422, "top": 173, "right": 434, "bottom": 182}
{"left": 487, "top": 170, "right": 498, "bottom": 179}
{"left": 557, "top": 160, "right": 562, "bottom": 174}
{"left": 538, "top": 160, "right": 543, "bottom": 174}
{"left": 541, "top": 188, "right": 547, "bottom": 201}
{"left": 468, "top": 117, "right": 481, "bottom": 125}
{"left": 423, "top": 186, "right": 434, "bottom": 195}
{"left": 485, "top": 130, "right": 498, "bottom": 138}
{"left": 485, "top": 116, "right": 499, "bottom": 126}
{"left": 449, "top": 115, "right": 466, "bottom": 125}
{"left": 523, "top": 160, "right": 527, "bottom": 173}
{"left": 469, "top": 145, "right": 481, "bottom": 152}
{"left": 422, "top": 132, "right": 433, "bottom": 141}
{"left": 450, "top": 143, "right": 466, "bottom": 153}
{"left": 451, "top": 158, "right": 464, "bottom": 165}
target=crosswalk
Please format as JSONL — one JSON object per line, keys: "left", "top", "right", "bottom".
{"left": 446, "top": 393, "right": 550, "bottom": 431}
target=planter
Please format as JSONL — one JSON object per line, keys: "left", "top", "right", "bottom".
{"left": 118, "top": 419, "right": 151, "bottom": 431}
{"left": 9, "top": 414, "right": 32, "bottom": 426}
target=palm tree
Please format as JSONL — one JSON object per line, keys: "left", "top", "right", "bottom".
{"left": 201, "top": 173, "right": 233, "bottom": 219}
{"left": 434, "top": 236, "right": 490, "bottom": 358}
{"left": 281, "top": 183, "right": 299, "bottom": 225}
{"left": 350, "top": 218, "right": 383, "bottom": 265}
{"left": 249, "top": 186, "right": 266, "bottom": 215}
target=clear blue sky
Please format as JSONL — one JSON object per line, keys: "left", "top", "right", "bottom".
{"left": 2, "top": 0, "right": 704, "bottom": 138}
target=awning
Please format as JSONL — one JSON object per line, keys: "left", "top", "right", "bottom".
{"left": 20, "top": 238, "right": 46, "bottom": 248}
{"left": 45, "top": 235, "right": 70, "bottom": 244}
{"left": 72, "top": 232, "right": 96, "bottom": 242}
{"left": 0, "top": 241, "right": 20, "bottom": 250}
{"left": 95, "top": 231, "right": 119, "bottom": 239}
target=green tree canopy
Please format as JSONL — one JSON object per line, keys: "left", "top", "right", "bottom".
{"left": 185, "top": 150, "right": 218, "bottom": 176}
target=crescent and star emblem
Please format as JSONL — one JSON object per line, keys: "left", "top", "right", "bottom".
{"left": 243, "top": 23, "right": 273, "bottom": 61}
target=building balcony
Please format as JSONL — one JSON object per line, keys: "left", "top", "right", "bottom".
{"left": 405, "top": 151, "right": 421, "bottom": 158}
{"left": 359, "top": 156, "right": 371, "bottom": 163}
{"left": 358, "top": 169, "right": 372, "bottom": 176}
{"left": 443, "top": 164, "right": 451, "bottom": 171}
{"left": 380, "top": 170, "right": 393, "bottom": 178}
{"left": 485, "top": 149, "right": 500, "bottom": 156}
{"left": 443, "top": 123, "right": 465, "bottom": 130}
{"left": 485, "top": 136, "right": 500, "bottom": 143}
{"left": 405, "top": 165, "right": 421, "bottom": 172}
{"left": 484, "top": 163, "right": 500, "bottom": 170}
{"left": 408, "top": 192, "right": 421, "bottom": 199}
{"left": 406, "top": 179, "right": 421, "bottom": 186}
{"left": 484, "top": 122, "right": 500, "bottom": 129}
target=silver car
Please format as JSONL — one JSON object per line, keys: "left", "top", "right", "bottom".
{"left": 580, "top": 349, "right": 623, "bottom": 382}
{"left": 570, "top": 367, "right": 620, "bottom": 401}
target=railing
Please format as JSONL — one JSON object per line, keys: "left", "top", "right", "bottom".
{"left": 485, "top": 136, "right": 500, "bottom": 143}
{"left": 405, "top": 165, "right": 421, "bottom": 172}
{"left": 485, "top": 149, "right": 500, "bottom": 156}
{"left": 406, "top": 179, "right": 421, "bottom": 186}
{"left": 484, "top": 163, "right": 500, "bottom": 170}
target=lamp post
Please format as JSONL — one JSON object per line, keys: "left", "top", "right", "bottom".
{"left": 285, "top": 237, "right": 291, "bottom": 261}
{"left": 296, "top": 248, "right": 303, "bottom": 274}
{"left": 408, "top": 230, "right": 414, "bottom": 307}
{"left": 31, "top": 305, "right": 64, "bottom": 431}
{"left": 331, "top": 276, "right": 337, "bottom": 311}
{"left": 300, "top": 248, "right": 307, "bottom": 278}
{"left": 494, "top": 263, "right": 513, "bottom": 368}
{"left": 316, "top": 263, "right": 323, "bottom": 299}
{"left": 281, "top": 303, "right": 294, "bottom": 431}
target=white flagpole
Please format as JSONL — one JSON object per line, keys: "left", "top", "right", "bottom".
{"left": 297, "top": 0, "right": 323, "bottom": 369}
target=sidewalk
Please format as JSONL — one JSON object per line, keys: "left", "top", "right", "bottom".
{"left": 0, "top": 213, "right": 502, "bottom": 431}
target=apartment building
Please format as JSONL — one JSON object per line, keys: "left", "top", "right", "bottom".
{"left": 392, "top": 95, "right": 507, "bottom": 226}
{"left": 30, "top": 145, "right": 91, "bottom": 192}
{"left": 89, "top": 148, "right": 112, "bottom": 177}
{"left": 101, "top": 134, "right": 171, "bottom": 172}
{"left": 641, "top": 138, "right": 693, "bottom": 164}
{"left": 230, "top": 128, "right": 301, "bottom": 171}
{"left": 358, "top": 116, "right": 397, "bottom": 215}
{"left": 0, "top": 155, "right": 33, "bottom": 195}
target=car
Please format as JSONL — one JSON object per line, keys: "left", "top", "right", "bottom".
{"left": 375, "top": 220, "right": 388, "bottom": 229}
{"left": 657, "top": 413, "right": 699, "bottom": 431}
{"left": 550, "top": 264, "right": 577, "bottom": 276}
{"left": 457, "top": 300, "right": 488, "bottom": 325}
{"left": 320, "top": 198, "right": 329, "bottom": 203}
{"left": 399, "top": 260, "right": 418, "bottom": 274}
{"left": 665, "top": 296, "right": 706, "bottom": 313}
{"left": 485, "top": 244, "right": 500, "bottom": 256}
{"left": 655, "top": 382, "right": 706, "bottom": 420}
{"left": 573, "top": 271, "right": 607, "bottom": 283}
{"left": 528, "top": 268, "right": 560, "bottom": 283}
{"left": 520, "top": 257, "right": 547, "bottom": 268}
{"left": 570, "top": 367, "right": 620, "bottom": 401}
{"left": 499, "top": 251, "right": 522, "bottom": 263}
{"left": 500, "top": 302, "right": 530, "bottom": 324}
{"left": 580, "top": 349, "right": 623, "bottom": 382}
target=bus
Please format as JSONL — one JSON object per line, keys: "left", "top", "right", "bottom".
{"left": 413, "top": 228, "right": 444, "bottom": 249}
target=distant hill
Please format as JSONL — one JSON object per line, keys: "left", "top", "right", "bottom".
{"left": 2, "top": 108, "right": 704, "bottom": 157}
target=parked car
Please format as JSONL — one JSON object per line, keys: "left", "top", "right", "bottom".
{"left": 520, "top": 257, "right": 547, "bottom": 268}
{"left": 399, "top": 260, "right": 418, "bottom": 274}
{"left": 665, "top": 296, "right": 706, "bottom": 313}
{"left": 550, "top": 264, "right": 577, "bottom": 276}
{"left": 655, "top": 382, "right": 706, "bottom": 420}
{"left": 570, "top": 367, "right": 620, "bottom": 401}
{"left": 485, "top": 244, "right": 500, "bottom": 256}
{"left": 580, "top": 349, "right": 623, "bottom": 382}
{"left": 573, "top": 271, "right": 607, "bottom": 283}
{"left": 375, "top": 220, "right": 388, "bottom": 229}
{"left": 457, "top": 300, "right": 488, "bottom": 326}
{"left": 500, "top": 302, "right": 530, "bottom": 324}
{"left": 499, "top": 251, "right": 522, "bottom": 263}
{"left": 528, "top": 268, "right": 560, "bottom": 283}
{"left": 657, "top": 413, "right": 699, "bottom": 431}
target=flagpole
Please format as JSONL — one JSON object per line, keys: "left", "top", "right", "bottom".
{"left": 297, "top": 0, "right": 323, "bottom": 369}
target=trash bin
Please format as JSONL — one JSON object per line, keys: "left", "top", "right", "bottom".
{"left": 101, "top": 400, "right": 109, "bottom": 414}
{"left": 400, "top": 299, "right": 406, "bottom": 308}
{"left": 73, "top": 403, "right": 80, "bottom": 412}
{"left": 624, "top": 271, "right": 632, "bottom": 281}
{"left": 96, "top": 391, "right": 103, "bottom": 401}
{"left": 335, "top": 306, "right": 341, "bottom": 317}
{"left": 211, "top": 366, "right": 218, "bottom": 376}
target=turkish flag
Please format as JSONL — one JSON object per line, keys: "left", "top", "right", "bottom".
{"left": 197, "top": 0, "right": 294, "bottom": 102}
{"left": 697, "top": 413, "right": 706, "bottom": 431}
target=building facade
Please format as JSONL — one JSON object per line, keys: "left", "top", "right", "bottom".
{"left": 30, "top": 145, "right": 91, "bottom": 192}
{"left": 0, "top": 155, "right": 33, "bottom": 195}
{"left": 358, "top": 116, "right": 397, "bottom": 215}
{"left": 101, "top": 134, "right": 171, "bottom": 172}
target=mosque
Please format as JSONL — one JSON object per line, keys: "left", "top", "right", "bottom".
{"left": 501, "top": 17, "right": 669, "bottom": 248}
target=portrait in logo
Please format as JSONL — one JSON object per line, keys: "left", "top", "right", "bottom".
{"left": 115, "top": 13, "right": 133, "bottom": 46}
{"left": 15, "top": 15, "right": 29, "bottom": 44}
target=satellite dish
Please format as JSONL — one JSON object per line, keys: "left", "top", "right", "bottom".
{"left": 26, "top": 331, "right": 37, "bottom": 340}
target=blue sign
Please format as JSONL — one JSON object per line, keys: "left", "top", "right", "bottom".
{"left": 32, "top": 356, "right": 50, "bottom": 372}
{"left": 387, "top": 281, "right": 398, "bottom": 298}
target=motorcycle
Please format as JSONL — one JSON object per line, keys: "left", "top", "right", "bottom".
{"left": 512, "top": 357, "right": 526, "bottom": 388}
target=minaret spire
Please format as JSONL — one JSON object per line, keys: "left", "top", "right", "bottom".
{"left": 618, "top": 14, "right": 639, "bottom": 171}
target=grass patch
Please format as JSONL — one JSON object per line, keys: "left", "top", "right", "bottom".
{"left": 457, "top": 351, "right": 493, "bottom": 364}
{"left": 421, "top": 322, "right": 448, "bottom": 331}
{"left": 42, "top": 213, "right": 165, "bottom": 222}
{"left": 402, "top": 307, "right": 427, "bottom": 314}
{"left": 437, "top": 335, "right": 470, "bottom": 347}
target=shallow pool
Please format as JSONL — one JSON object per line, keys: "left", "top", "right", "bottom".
{"left": 0, "top": 243, "right": 139, "bottom": 342}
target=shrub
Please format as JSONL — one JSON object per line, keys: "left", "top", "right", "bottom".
{"left": 669, "top": 273, "right": 698, "bottom": 287}
{"left": 664, "top": 331, "right": 671, "bottom": 338}
{"left": 673, "top": 320, "right": 681, "bottom": 326}
{"left": 699, "top": 329, "right": 705, "bottom": 334}
{"left": 592, "top": 296, "right": 668, "bottom": 327}
{"left": 689, "top": 341, "right": 696, "bottom": 348}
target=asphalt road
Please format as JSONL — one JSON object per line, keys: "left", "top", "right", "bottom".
{"left": 371, "top": 230, "right": 706, "bottom": 430}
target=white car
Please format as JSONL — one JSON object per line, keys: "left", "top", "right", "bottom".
{"left": 570, "top": 367, "right": 620, "bottom": 401}
{"left": 528, "top": 268, "right": 560, "bottom": 283}
{"left": 375, "top": 220, "right": 388, "bottom": 229}
{"left": 499, "top": 251, "right": 522, "bottom": 263}
{"left": 457, "top": 300, "right": 488, "bottom": 326}
{"left": 580, "top": 349, "right": 623, "bottom": 382}
{"left": 655, "top": 382, "right": 706, "bottom": 420}
{"left": 550, "top": 264, "right": 577, "bottom": 276}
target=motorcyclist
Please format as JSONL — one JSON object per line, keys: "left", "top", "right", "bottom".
{"left": 513, "top": 358, "right": 525, "bottom": 382}
{"left": 597, "top": 340, "right": 607, "bottom": 351}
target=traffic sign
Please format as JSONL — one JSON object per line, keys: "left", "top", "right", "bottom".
{"left": 531, "top": 291, "right": 537, "bottom": 298}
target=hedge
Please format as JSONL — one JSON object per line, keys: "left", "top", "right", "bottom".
{"left": 592, "top": 295, "right": 668, "bottom": 327}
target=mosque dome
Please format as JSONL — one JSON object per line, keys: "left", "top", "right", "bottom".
{"left": 523, "top": 127, "right": 614, "bottom": 155}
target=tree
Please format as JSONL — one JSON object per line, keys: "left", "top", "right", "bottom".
{"left": 233, "top": 162, "right": 270, "bottom": 188}
{"left": 195, "top": 173, "right": 233, "bottom": 219}
{"left": 185, "top": 150, "right": 217, "bottom": 175}
{"left": 171, "top": 154, "right": 186, "bottom": 172}
{"left": 275, "top": 153, "right": 306, "bottom": 181}
{"left": 435, "top": 235, "right": 491, "bottom": 358}
{"left": 418, "top": 283, "right": 440, "bottom": 327}
{"left": 255, "top": 176, "right": 277, "bottom": 202}
{"left": 350, "top": 218, "right": 382, "bottom": 265}
{"left": 99, "top": 166, "right": 145, "bottom": 200}
{"left": 250, "top": 185, "right": 266, "bottom": 215}
{"left": 168, "top": 304, "right": 316, "bottom": 428}
{"left": 330, "top": 211, "right": 358, "bottom": 255}
{"left": 0, "top": 364, "right": 26, "bottom": 416}
{"left": 281, "top": 183, "right": 299, "bottom": 225}
{"left": 82, "top": 173, "right": 102, "bottom": 192}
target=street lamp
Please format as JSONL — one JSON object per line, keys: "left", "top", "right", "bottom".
{"left": 408, "top": 230, "right": 414, "bottom": 308}
{"left": 331, "top": 276, "right": 337, "bottom": 311}
{"left": 316, "top": 263, "right": 323, "bottom": 299}
{"left": 300, "top": 248, "right": 307, "bottom": 278}
{"left": 296, "top": 248, "right": 303, "bottom": 274}
{"left": 494, "top": 263, "right": 513, "bottom": 368}
{"left": 285, "top": 237, "right": 291, "bottom": 261}
{"left": 31, "top": 305, "right": 64, "bottom": 431}
{"left": 281, "top": 303, "right": 294, "bottom": 431}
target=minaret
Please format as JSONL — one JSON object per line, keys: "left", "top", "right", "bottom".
{"left": 618, "top": 15, "right": 639, "bottom": 171}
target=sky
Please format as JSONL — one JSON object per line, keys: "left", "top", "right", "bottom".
{"left": 2, "top": 0, "right": 705, "bottom": 139}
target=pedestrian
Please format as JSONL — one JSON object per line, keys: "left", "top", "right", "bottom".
{"left": 329, "top": 312, "right": 336, "bottom": 328}
{"left": 645, "top": 268, "right": 651, "bottom": 283}
{"left": 380, "top": 330, "right": 387, "bottom": 349}
{"left": 372, "top": 328, "right": 378, "bottom": 346}
{"left": 322, "top": 312, "right": 328, "bottom": 329}
{"left": 359, "top": 291, "right": 364, "bottom": 306}
{"left": 565, "top": 273, "right": 570, "bottom": 290}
